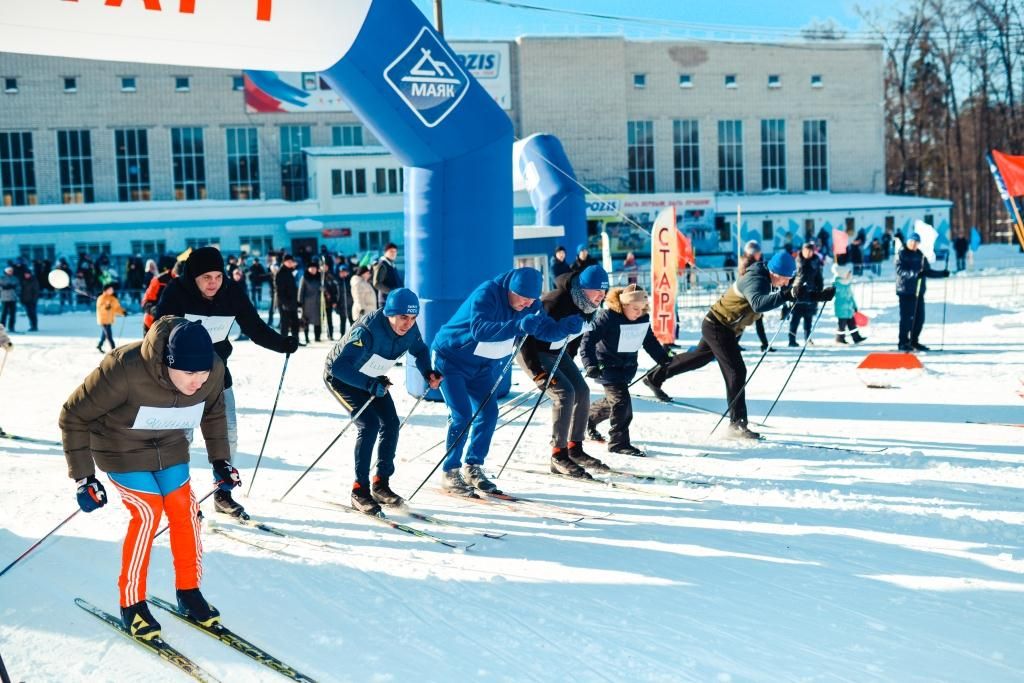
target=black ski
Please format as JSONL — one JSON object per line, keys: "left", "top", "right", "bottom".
{"left": 604, "top": 467, "right": 713, "bottom": 487}
{"left": 395, "top": 507, "right": 506, "bottom": 540}
{"left": 516, "top": 469, "right": 708, "bottom": 503}
{"left": 758, "top": 437, "right": 888, "bottom": 454}
{"left": 434, "top": 488, "right": 585, "bottom": 524}
{"left": 74, "top": 598, "right": 220, "bottom": 683}
{"left": 148, "top": 596, "right": 318, "bottom": 682}
{"left": 0, "top": 431, "right": 61, "bottom": 446}
{"left": 322, "top": 499, "right": 474, "bottom": 550}
{"left": 481, "top": 490, "right": 610, "bottom": 519}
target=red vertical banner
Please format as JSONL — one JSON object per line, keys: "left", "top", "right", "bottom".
{"left": 651, "top": 207, "right": 679, "bottom": 345}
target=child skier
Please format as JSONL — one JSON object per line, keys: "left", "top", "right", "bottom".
{"left": 832, "top": 263, "right": 865, "bottom": 344}
{"left": 60, "top": 317, "right": 235, "bottom": 640}
{"left": 96, "top": 283, "right": 127, "bottom": 353}
{"left": 581, "top": 284, "right": 669, "bottom": 456}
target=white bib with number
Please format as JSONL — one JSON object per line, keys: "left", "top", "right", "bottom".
{"left": 184, "top": 314, "right": 235, "bottom": 343}
{"left": 617, "top": 323, "right": 649, "bottom": 353}
{"left": 359, "top": 353, "right": 398, "bottom": 377}
{"left": 473, "top": 338, "right": 515, "bottom": 360}
{"left": 131, "top": 402, "right": 205, "bottom": 430}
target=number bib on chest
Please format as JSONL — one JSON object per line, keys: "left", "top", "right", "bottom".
{"left": 473, "top": 338, "right": 515, "bottom": 360}
{"left": 184, "top": 314, "right": 236, "bottom": 343}
{"left": 617, "top": 323, "right": 649, "bottom": 353}
{"left": 131, "top": 402, "right": 205, "bottom": 430}
{"left": 359, "top": 353, "right": 399, "bottom": 377}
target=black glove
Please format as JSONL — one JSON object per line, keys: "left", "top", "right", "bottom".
{"left": 76, "top": 475, "right": 107, "bottom": 512}
{"left": 781, "top": 286, "right": 796, "bottom": 302}
{"left": 815, "top": 287, "right": 836, "bottom": 302}
{"left": 367, "top": 375, "right": 392, "bottom": 398}
{"left": 584, "top": 366, "right": 602, "bottom": 379}
{"left": 283, "top": 335, "right": 299, "bottom": 354}
{"left": 212, "top": 461, "right": 242, "bottom": 491}
{"left": 790, "top": 280, "right": 803, "bottom": 301}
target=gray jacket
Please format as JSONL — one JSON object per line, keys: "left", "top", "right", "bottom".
{"left": 0, "top": 273, "right": 19, "bottom": 303}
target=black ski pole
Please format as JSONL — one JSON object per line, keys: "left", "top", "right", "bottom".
{"left": 940, "top": 252, "right": 950, "bottom": 351}
{"left": 246, "top": 353, "right": 290, "bottom": 497}
{"left": 760, "top": 304, "right": 827, "bottom": 425}
{"left": 398, "top": 387, "right": 430, "bottom": 432}
{"left": 154, "top": 487, "right": 218, "bottom": 540}
{"left": 278, "top": 395, "right": 378, "bottom": 501}
{"left": 0, "top": 508, "right": 80, "bottom": 578}
{"left": 496, "top": 341, "right": 570, "bottom": 478}
{"left": 708, "top": 316, "right": 788, "bottom": 436}
{"left": 407, "top": 337, "right": 527, "bottom": 502}
{"left": 0, "top": 649, "right": 11, "bottom": 683}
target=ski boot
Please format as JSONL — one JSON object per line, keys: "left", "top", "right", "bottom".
{"left": 567, "top": 441, "right": 610, "bottom": 473}
{"left": 835, "top": 334, "right": 848, "bottom": 344}
{"left": 851, "top": 331, "right": 866, "bottom": 344}
{"left": 550, "top": 448, "right": 593, "bottom": 479}
{"left": 176, "top": 588, "right": 220, "bottom": 627}
{"left": 441, "top": 468, "right": 478, "bottom": 497}
{"left": 726, "top": 421, "right": 761, "bottom": 440}
{"left": 788, "top": 335, "right": 799, "bottom": 348}
{"left": 213, "top": 489, "right": 249, "bottom": 520}
{"left": 370, "top": 475, "right": 405, "bottom": 507}
{"left": 120, "top": 601, "right": 161, "bottom": 640}
{"left": 462, "top": 463, "right": 499, "bottom": 494}
{"left": 642, "top": 376, "right": 671, "bottom": 403}
{"left": 911, "top": 342, "right": 930, "bottom": 351}
{"left": 586, "top": 422, "right": 606, "bottom": 443}
{"left": 351, "top": 482, "right": 382, "bottom": 515}
{"left": 608, "top": 443, "right": 646, "bottom": 457}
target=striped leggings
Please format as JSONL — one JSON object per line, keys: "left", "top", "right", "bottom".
{"left": 108, "top": 463, "right": 202, "bottom": 608}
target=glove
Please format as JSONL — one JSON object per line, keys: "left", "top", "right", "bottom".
{"left": 283, "top": 336, "right": 300, "bottom": 354}
{"left": 815, "top": 287, "right": 836, "bottom": 302}
{"left": 584, "top": 366, "right": 602, "bottom": 379}
{"left": 212, "top": 460, "right": 242, "bottom": 491}
{"left": 426, "top": 371, "right": 444, "bottom": 389}
{"left": 557, "top": 314, "right": 585, "bottom": 337}
{"left": 367, "top": 377, "right": 389, "bottom": 397}
{"left": 790, "top": 280, "right": 804, "bottom": 301}
{"left": 781, "top": 286, "right": 796, "bottom": 302}
{"left": 517, "top": 311, "right": 546, "bottom": 336}
{"left": 76, "top": 475, "right": 107, "bottom": 512}
{"left": 533, "top": 372, "right": 557, "bottom": 387}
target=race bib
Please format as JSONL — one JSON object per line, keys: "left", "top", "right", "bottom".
{"left": 473, "top": 338, "right": 515, "bottom": 360}
{"left": 548, "top": 322, "right": 592, "bottom": 350}
{"left": 617, "top": 323, "right": 649, "bottom": 353}
{"left": 184, "top": 314, "right": 235, "bottom": 343}
{"left": 131, "top": 402, "right": 205, "bottom": 430}
{"left": 359, "top": 353, "right": 398, "bottom": 377}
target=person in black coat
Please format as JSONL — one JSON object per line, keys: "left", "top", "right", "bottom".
{"left": 569, "top": 243, "right": 598, "bottom": 274}
{"left": 371, "top": 243, "right": 403, "bottom": 308}
{"left": 952, "top": 230, "right": 969, "bottom": 272}
{"left": 788, "top": 242, "right": 823, "bottom": 347}
{"left": 153, "top": 246, "right": 298, "bottom": 518}
{"left": 275, "top": 254, "right": 301, "bottom": 340}
{"left": 550, "top": 245, "right": 571, "bottom": 286}
{"left": 580, "top": 284, "right": 669, "bottom": 456}
{"left": 895, "top": 232, "right": 949, "bottom": 351}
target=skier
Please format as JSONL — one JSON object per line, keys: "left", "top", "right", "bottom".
{"left": 788, "top": 241, "right": 823, "bottom": 347}
{"left": 832, "top": 263, "right": 865, "bottom": 344}
{"left": 431, "top": 267, "right": 579, "bottom": 494}
{"left": 59, "top": 318, "right": 234, "bottom": 639}
{"left": 324, "top": 288, "right": 442, "bottom": 513}
{"left": 895, "top": 231, "right": 949, "bottom": 351}
{"left": 517, "top": 265, "right": 610, "bottom": 476}
{"left": 350, "top": 266, "right": 377, "bottom": 321}
{"left": 274, "top": 254, "right": 300, "bottom": 341}
{"left": 297, "top": 261, "right": 324, "bottom": 344}
{"left": 153, "top": 247, "right": 298, "bottom": 518}
{"left": 644, "top": 252, "right": 833, "bottom": 438}
{"left": 581, "top": 284, "right": 669, "bottom": 456}
{"left": 371, "top": 243, "right": 403, "bottom": 308}
{"left": 96, "top": 283, "right": 127, "bottom": 353}
{"left": 740, "top": 241, "right": 774, "bottom": 352}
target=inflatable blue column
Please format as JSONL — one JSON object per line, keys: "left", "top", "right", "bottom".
{"left": 515, "top": 134, "right": 587, "bottom": 253}
{"left": 319, "top": 0, "right": 512, "bottom": 397}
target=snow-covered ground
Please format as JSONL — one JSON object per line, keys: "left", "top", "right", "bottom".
{"left": 1, "top": 247, "right": 1023, "bottom": 682}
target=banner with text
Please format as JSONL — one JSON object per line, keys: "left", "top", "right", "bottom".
{"left": 650, "top": 207, "right": 679, "bottom": 345}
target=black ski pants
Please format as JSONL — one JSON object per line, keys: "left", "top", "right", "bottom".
{"left": 755, "top": 317, "right": 769, "bottom": 348}
{"left": 898, "top": 293, "right": 925, "bottom": 346}
{"left": 328, "top": 376, "right": 400, "bottom": 487}
{"left": 588, "top": 383, "right": 634, "bottom": 449}
{"left": 648, "top": 316, "right": 749, "bottom": 425}
{"left": 0, "top": 301, "right": 16, "bottom": 331}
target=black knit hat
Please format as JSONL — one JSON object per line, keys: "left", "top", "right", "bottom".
{"left": 185, "top": 246, "right": 224, "bottom": 277}
{"left": 164, "top": 320, "right": 214, "bottom": 372}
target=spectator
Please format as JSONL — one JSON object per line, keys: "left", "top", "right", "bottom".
{"left": 371, "top": 243, "right": 403, "bottom": 308}
{"left": 20, "top": 269, "right": 40, "bottom": 332}
{"left": 952, "top": 230, "right": 969, "bottom": 272}
{"left": 0, "top": 265, "right": 19, "bottom": 332}
{"left": 550, "top": 245, "right": 571, "bottom": 285}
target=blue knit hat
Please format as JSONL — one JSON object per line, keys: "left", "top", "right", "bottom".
{"left": 165, "top": 320, "right": 214, "bottom": 372}
{"left": 767, "top": 251, "right": 797, "bottom": 278}
{"left": 575, "top": 243, "right": 588, "bottom": 255}
{"left": 509, "top": 267, "right": 543, "bottom": 299}
{"left": 578, "top": 265, "right": 610, "bottom": 291}
{"left": 383, "top": 288, "right": 419, "bottom": 316}
{"left": 908, "top": 232, "right": 921, "bottom": 242}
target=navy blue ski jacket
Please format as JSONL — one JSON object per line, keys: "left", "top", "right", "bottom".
{"left": 895, "top": 248, "right": 947, "bottom": 296}
{"left": 325, "top": 310, "right": 433, "bottom": 391}
{"left": 580, "top": 292, "right": 668, "bottom": 386}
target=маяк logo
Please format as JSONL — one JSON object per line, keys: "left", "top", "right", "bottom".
{"left": 384, "top": 27, "right": 469, "bottom": 128}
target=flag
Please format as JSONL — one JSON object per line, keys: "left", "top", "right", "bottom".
{"left": 913, "top": 220, "right": 938, "bottom": 262}
{"left": 987, "top": 152, "right": 1024, "bottom": 249}
{"left": 991, "top": 150, "right": 1024, "bottom": 197}
{"left": 650, "top": 207, "right": 679, "bottom": 345}
{"left": 832, "top": 229, "right": 849, "bottom": 256}
{"left": 675, "top": 229, "right": 695, "bottom": 268}
{"left": 970, "top": 226, "right": 982, "bottom": 252}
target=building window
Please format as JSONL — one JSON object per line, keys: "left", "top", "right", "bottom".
{"left": 171, "top": 127, "right": 207, "bottom": 200}
{"left": 75, "top": 242, "right": 111, "bottom": 257}
{"left": 4, "top": 78, "right": 17, "bottom": 94}
{"left": 768, "top": 74, "right": 781, "bottom": 88}
{"left": 678, "top": 74, "right": 692, "bottom": 89}
{"left": 762, "top": 220, "right": 774, "bottom": 241}
{"left": 175, "top": 76, "right": 191, "bottom": 92}
{"left": 185, "top": 238, "right": 220, "bottom": 250}
{"left": 760, "top": 119, "right": 787, "bottom": 191}
{"left": 359, "top": 230, "right": 391, "bottom": 252}
{"left": 374, "top": 168, "right": 403, "bottom": 194}
{"left": 811, "top": 74, "right": 823, "bottom": 88}
{"left": 232, "top": 75, "right": 245, "bottom": 91}
{"left": 280, "top": 125, "right": 311, "bottom": 201}
{"left": 19, "top": 244, "right": 55, "bottom": 263}
{"left": 130, "top": 240, "right": 166, "bottom": 258}
{"left": 627, "top": 120, "right": 655, "bottom": 193}
{"left": 803, "top": 119, "right": 829, "bottom": 191}
{"left": 717, "top": 120, "right": 744, "bottom": 192}
{"left": 331, "top": 168, "right": 367, "bottom": 196}
{"left": 332, "top": 125, "right": 364, "bottom": 147}
{"left": 57, "top": 129, "right": 94, "bottom": 204}
{"left": 633, "top": 73, "right": 646, "bottom": 89}
{"left": 724, "top": 74, "right": 737, "bottom": 88}
{"left": 239, "top": 235, "right": 274, "bottom": 257}
{"left": 226, "top": 127, "right": 260, "bottom": 200}
{"left": 120, "top": 76, "right": 137, "bottom": 92}
{"left": 115, "top": 129, "right": 151, "bottom": 202}
{"left": 63, "top": 77, "right": 78, "bottom": 93}
{"left": 0, "top": 131, "right": 37, "bottom": 207}
{"left": 672, "top": 120, "right": 700, "bottom": 193}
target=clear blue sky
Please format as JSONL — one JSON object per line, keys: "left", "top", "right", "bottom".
{"left": 410, "top": 0, "right": 890, "bottom": 41}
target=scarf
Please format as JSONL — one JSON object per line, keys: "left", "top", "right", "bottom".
{"left": 570, "top": 277, "right": 599, "bottom": 315}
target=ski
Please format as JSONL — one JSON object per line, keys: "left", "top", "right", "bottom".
{"left": 322, "top": 499, "right": 474, "bottom": 551}
{"left": 604, "top": 467, "right": 713, "bottom": 487}
{"left": 481, "top": 490, "right": 610, "bottom": 520}
{"left": 148, "top": 596, "right": 318, "bottom": 683}
{"left": 516, "top": 469, "right": 708, "bottom": 503}
{"left": 395, "top": 507, "right": 506, "bottom": 540}
{"left": 434, "top": 488, "right": 585, "bottom": 524}
{"left": 0, "top": 431, "right": 61, "bottom": 446}
{"left": 966, "top": 420, "right": 1024, "bottom": 428}
{"left": 74, "top": 598, "right": 221, "bottom": 683}
{"left": 757, "top": 437, "right": 888, "bottom": 454}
